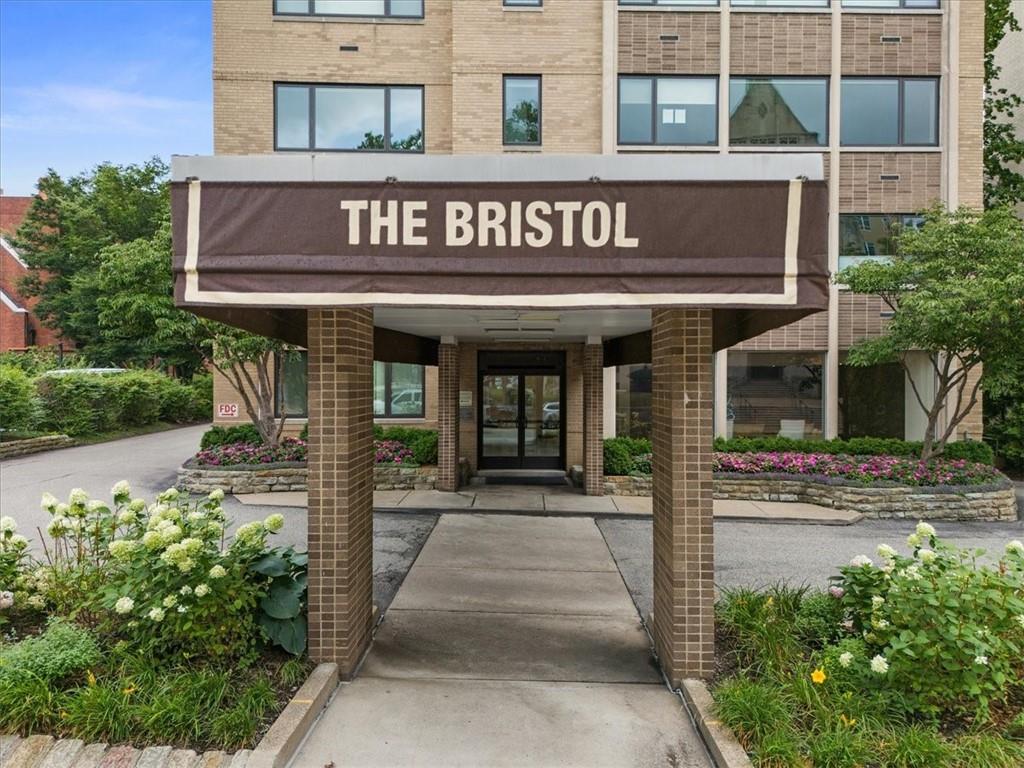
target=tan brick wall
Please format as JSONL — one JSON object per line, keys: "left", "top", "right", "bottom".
{"left": 213, "top": 0, "right": 453, "bottom": 154}
{"left": 838, "top": 153, "right": 942, "bottom": 212}
{"left": 958, "top": 0, "right": 985, "bottom": 209}
{"left": 451, "top": 0, "right": 603, "bottom": 153}
{"left": 840, "top": 14, "right": 943, "bottom": 75}
{"left": 733, "top": 311, "right": 829, "bottom": 351}
{"left": 957, "top": 363, "right": 984, "bottom": 441}
{"left": 651, "top": 308, "right": 714, "bottom": 684}
{"left": 618, "top": 11, "right": 720, "bottom": 75}
{"left": 583, "top": 343, "right": 604, "bottom": 496}
{"left": 729, "top": 12, "right": 831, "bottom": 75}
{"left": 306, "top": 308, "right": 374, "bottom": 677}
{"left": 837, "top": 292, "right": 891, "bottom": 350}
{"left": 436, "top": 343, "right": 459, "bottom": 492}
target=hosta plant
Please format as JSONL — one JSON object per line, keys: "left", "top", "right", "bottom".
{"left": 253, "top": 547, "right": 308, "bottom": 655}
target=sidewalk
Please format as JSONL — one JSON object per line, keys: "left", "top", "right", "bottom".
{"left": 291, "top": 514, "right": 713, "bottom": 768}
{"left": 236, "top": 484, "right": 863, "bottom": 524}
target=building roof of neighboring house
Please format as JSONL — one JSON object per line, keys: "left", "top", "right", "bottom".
{"left": 0, "top": 287, "right": 28, "bottom": 313}
{"left": 0, "top": 196, "right": 33, "bottom": 235}
{"left": 0, "top": 236, "right": 29, "bottom": 269}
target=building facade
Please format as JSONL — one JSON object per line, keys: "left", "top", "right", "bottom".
{"left": 210, "top": 0, "right": 985, "bottom": 448}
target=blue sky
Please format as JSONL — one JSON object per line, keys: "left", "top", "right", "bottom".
{"left": 0, "top": 0, "right": 212, "bottom": 195}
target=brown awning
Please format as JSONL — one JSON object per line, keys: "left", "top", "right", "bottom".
{"left": 171, "top": 176, "right": 829, "bottom": 352}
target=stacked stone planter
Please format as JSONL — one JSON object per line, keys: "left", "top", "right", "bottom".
{"left": 178, "top": 461, "right": 446, "bottom": 494}
{"left": 0, "top": 435, "right": 75, "bottom": 460}
{"left": 604, "top": 474, "right": 1018, "bottom": 522}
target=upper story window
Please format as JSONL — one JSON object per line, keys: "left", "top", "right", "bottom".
{"left": 374, "top": 362, "right": 425, "bottom": 418}
{"left": 733, "top": 0, "right": 829, "bottom": 7}
{"left": 729, "top": 77, "right": 828, "bottom": 146}
{"left": 274, "top": 0, "right": 424, "bottom": 18}
{"left": 839, "top": 213, "right": 924, "bottom": 270}
{"left": 841, "top": 0, "right": 938, "bottom": 8}
{"left": 618, "top": 76, "right": 718, "bottom": 146}
{"left": 841, "top": 78, "right": 938, "bottom": 146}
{"left": 618, "top": 0, "right": 719, "bottom": 7}
{"left": 504, "top": 0, "right": 542, "bottom": 6}
{"left": 504, "top": 76, "right": 542, "bottom": 146}
{"left": 275, "top": 84, "right": 424, "bottom": 152}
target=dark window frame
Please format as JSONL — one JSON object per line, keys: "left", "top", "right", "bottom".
{"left": 274, "top": 351, "right": 309, "bottom": 419}
{"left": 728, "top": 74, "right": 830, "bottom": 147}
{"left": 273, "top": 82, "right": 425, "bottom": 153}
{"left": 272, "top": 0, "right": 425, "bottom": 19}
{"left": 503, "top": 75, "right": 542, "bottom": 146}
{"left": 617, "top": 74, "right": 720, "bottom": 147}
{"left": 840, "top": 76, "right": 940, "bottom": 147}
{"left": 842, "top": 0, "right": 939, "bottom": 8}
{"left": 731, "top": 0, "right": 830, "bottom": 7}
{"left": 618, "top": 0, "right": 720, "bottom": 7}
{"left": 503, "top": 0, "right": 543, "bottom": 6}
{"left": 376, "top": 362, "right": 426, "bottom": 419}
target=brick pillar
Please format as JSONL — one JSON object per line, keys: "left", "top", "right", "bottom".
{"left": 437, "top": 342, "right": 460, "bottom": 492}
{"left": 583, "top": 341, "right": 604, "bottom": 496}
{"left": 651, "top": 309, "right": 715, "bottom": 684}
{"left": 307, "top": 308, "right": 375, "bottom": 678}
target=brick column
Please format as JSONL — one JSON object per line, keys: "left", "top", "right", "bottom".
{"left": 437, "top": 342, "right": 460, "bottom": 492}
{"left": 307, "top": 308, "right": 375, "bottom": 678}
{"left": 651, "top": 309, "right": 715, "bottom": 684}
{"left": 583, "top": 341, "right": 604, "bottom": 496}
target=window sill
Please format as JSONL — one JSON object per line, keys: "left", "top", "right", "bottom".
{"left": 617, "top": 6, "right": 721, "bottom": 13}
{"left": 730, "top": 145, "right": 827, "bottom": 152}
{"left": 616, "top": 144, "right": 720, "bottom": 152}
{"left": 839, "top": 146, "right": 942, "bottom": 152}
{"left": 730, "top": 7, "right": 832, "bottom": 14}
{"left": 375, "top": 417, "right": 429, "bottom": 424}
{"left": 503, "top": 145, "right": 543, "bottom": 152}
{"left": 502, "top": 6, "right": 544, "bottom": 11}
{"left": 272, "top": 15, "right": 425, "bottom": 25}
{"left": 840, "top": 8, "right": 942, "bottom": 15}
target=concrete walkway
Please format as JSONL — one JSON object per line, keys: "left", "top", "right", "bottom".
{"left": 237, "top": 485, "right": 863, "bottom": 524}
{"left": 292, "top": 514, "right": 712, "bottom": 768}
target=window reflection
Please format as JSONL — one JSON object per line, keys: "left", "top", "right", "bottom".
{"left": 727, "top": 352, "right": 824, "bottom": 440}
{"left": 729, "top": 78, "right": 828, "bottom": 146}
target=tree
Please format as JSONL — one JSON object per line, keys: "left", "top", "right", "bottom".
{"left": 984, "top": 0, "right": 1024, "bottom": 208}
{"left": 837, "top": 206, "right": 1024, "bottom": 460}
{"left": 13, "top": 159, "right": 170, "bottom": 360}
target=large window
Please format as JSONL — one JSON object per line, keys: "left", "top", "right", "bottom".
{"left": 839, "top": 359, "right": 905, "bottom": 440}
{"left": 839, "top": 213, "right": 924, "bottom": 270}
{"left": 618, "top": 76, "right": 718, "bottom": 146}
{"left": 619, "top": 0, "right": 719, "bottom": 6}
{"left": 274, "top": 84, "right": 424, "bottom": 152}
{"left": 374, "top": 362, "right": 425, "bottom": 418}
{"left": 729, "top": 77, "right": 828, "bottom": 146}
{"left": 504, "top": 0, "right": 542, "bottom": 6}
{"left": 274, "top": 0, "right": 423, "bottom": 18}
{"left": 504, "top": 76, "right": 541, "bottom": 145}
{"left": 276, "top": 352, "right": 309, "bottom": 418}
{"left": 727, "top": 352, "right": 824, "bottom": 440}
{"left": 733, "top": 0, "right": 829, "bottom": 6}
{"left": 841, "top": 78, "right": 938, "bottom": 146}
{"left": 615, "top": 364, "right": 652, "bottom": 439}
{"left": 842, "top": 0, "right": 938, "bottom": 8}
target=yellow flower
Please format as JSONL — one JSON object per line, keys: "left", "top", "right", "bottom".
{"left": 840, "top": 714, "right": 857, "bottom": 727}
{"left": 811, "top": 668, "right": 827, "bottom": 685}
{"left": 765, "top": 596, "right": 774, "bottom": 607}
{"left": 86, "top": 670, "right": 97, "bottom": 687}
{"left": 122, "top": 685, "right": 136, "bottom": 696}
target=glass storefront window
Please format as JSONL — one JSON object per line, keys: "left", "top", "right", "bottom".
{"left": 726, "top": 352, "right": 824, "bottom": 440}
{"left": 838, "top": 360, "right": 905, "bottom": 439}
{"left": 615, "top": 364, "right": 652, "bottom": 439}
{"left": 729, "top": 78, "right": 828, "bottom": 146}
{"left": 276, "top": 352, "right": 309, "bottom": 417}
{"left": 838, "top": 214, "right": 924, "bottom": 271}
{"left": 374, "top": 362, "right": 425, "bottom": 418}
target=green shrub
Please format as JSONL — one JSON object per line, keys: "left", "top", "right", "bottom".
{"left": 603, "top": 439, "right": 633, "bottom": 476}
{"left": 0, "top": 348, "right": 90, "bottom": 376}
{"left": 0, "top": 364, "right": 36, "bottom": 432}
{"left": 377, "top": 426, "right": 438, "bottom": 465}
{"left": 941, "top": 439, "right": 994, "bottom": 465}
{"left": 717, "top": 586, "right": 806, "bottom": 678}
{"left": 188, "top": 373, "right": 214, "bottom": 421}
{"left": 986, "top": 404, "right": 1024, "bottom": 472}
{"left": 793, "top": 591, "right": 846, "bottom": 648}
{"left": 36, "top": 372, "right": 120, "bottom": 435}
{"left": 200, "top": 424, "right": 263, "bottom": 448}
{"left": 253, "top": 547, "right": 308, "bottom": 655}
{"left": 714, "top": 677, "right": 796, "bottom": 748}
{"left": 0, "top": 619, "right": 100, "bottom": 683}
{"left": 108, "top": 371, "right": 163, "bottom": 427}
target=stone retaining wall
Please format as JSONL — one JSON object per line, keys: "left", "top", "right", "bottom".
{"left": 177, "top": 463, "right": 443, "bottom": 494}
{"left": 0, "top": 434, "right": 75, "bottom": 460}
{"left": 604, "top": 474, "right": 1018, "bottom": 521}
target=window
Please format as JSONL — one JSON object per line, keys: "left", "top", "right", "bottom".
{"left": 839, "top": 214, "right": 923, "bottom": 270}
{"left": 733, "top": 0, "right": 829, "bottom": 7}
{"left": 619, "top": 0, "right": 719, "bottom": 7}
{"left": 274, "top": 84, "right": 424, "bottom": 152}
{"left": 504, "top": 76, "right": 541, "bottom": 145}
{"left": 504, "top": 0, "right": 542, "bottom": 6}
{"left": 374, "top": 362, "right": 425, "bottom": 418}
{"left": 729, "top": 77, "right": 828, "bottom": 146}
{"left": 841, "top": 0, "right": 938, "bottom": 8}
{"left": 839, "top": 360, "right": 905, "bottom": 440}
{"left": 727, "top": 352, "right": 824, "bottom": 440}
{"left": 615, "top": 364, "right": 652, "bottom": 438}
{"left": 276, "top": 352, "right": 309, "bottom": 418}
{"left": 618, "top": 76, "right": 717, "bottom": 145}
{"left": 841, "top": 78, "right": 938, "bottom": 146}
{"left": 273, "top": 0, "right": 424, "bottom": 18}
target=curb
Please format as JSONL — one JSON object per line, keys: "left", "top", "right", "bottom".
{"left": 247, "top": 663, "right": 338, "bottom": 768}
{"left": 680, "top": 680, "right": 753, "bottom": 768}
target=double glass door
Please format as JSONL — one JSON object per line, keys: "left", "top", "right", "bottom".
{"left": 479, "top": 354, "right": 564, "bottom": 470}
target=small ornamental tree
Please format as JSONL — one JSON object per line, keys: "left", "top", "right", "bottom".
{"left": 837, "top": 206, "right": 1024, "bottom": 461}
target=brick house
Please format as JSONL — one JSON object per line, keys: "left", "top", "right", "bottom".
{"left": 175, "top": 0, "right": 984, "bottom": 684}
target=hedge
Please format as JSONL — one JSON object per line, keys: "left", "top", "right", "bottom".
{"left": 0, "top": 364, "right": 36, "bottom": 432}
{"left": 374, "top": 425, "right": 438, "bottom": 465}
{"left": 200, "top": 424, "right": 263, "bottom": 448}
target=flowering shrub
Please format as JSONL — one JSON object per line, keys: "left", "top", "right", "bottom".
{"left": 192, "top": 437, "right": 306, "bottom": 467}
{"left": 836, "top": 524, "right": 1024, "bottom": 720}
{"left": 0, "top": 515, "right": 34, "bottom": 627}
{"left": 374, "top": 439, "right": 415, "bottom": 465}
{"left": 713, "top": 451, "right": 1002, "bottom": 487}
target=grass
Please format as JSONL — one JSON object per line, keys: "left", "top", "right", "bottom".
{"left": 712, "top": 585, "right": 1024, "bottom": 768}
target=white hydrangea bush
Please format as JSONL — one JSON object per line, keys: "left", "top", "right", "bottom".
{"left": 0, "top": 514, "right": 36, "bottom": 626}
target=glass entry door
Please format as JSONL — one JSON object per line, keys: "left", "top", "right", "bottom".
{"left": 479, "top": 352, "right": 565, "bottom": 470}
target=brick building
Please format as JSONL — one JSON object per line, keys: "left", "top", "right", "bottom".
{"left": 0, "top": 195, "right": 63, "bottom": 352}
{"left": 177, "top": 0, "right": 984, "bottom": 684}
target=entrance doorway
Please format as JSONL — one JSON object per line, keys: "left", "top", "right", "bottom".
{"left": 478, "top": 351, "right": 565, "bottom": 470}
